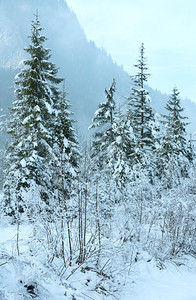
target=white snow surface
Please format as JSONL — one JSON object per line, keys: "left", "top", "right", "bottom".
{"left": 0, "top": 192, "right": 196, "bottom": 299}
{"left": 20, "top": 158, "right": 26, "bottom": 168}
{"left": 121, "top": 258, "right": 196, "bottom": 300}
{"left": 0, "top": 214, "right": 195, "bottom": 299}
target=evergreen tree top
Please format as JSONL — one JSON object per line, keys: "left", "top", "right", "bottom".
{"left": 89, "top": 79, "right": 116, "bottom": 129}
{"left": 21, "top": 12, "right": 63, "bottom": 87}
{"left": 161, "top": 87, "right": 188, "bottom": 125}
{"left": 160, "top": 87, "right": 190, "bottom": 158}
{"left": 127, "top": 43, "right": 155, "bottom": 153}
{"left": 132, "top": 43, "right": 150, "bottom": 88}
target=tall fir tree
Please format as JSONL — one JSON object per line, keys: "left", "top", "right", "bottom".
{"left": 89, "top": 79, "right": 117, "bottom": 220}
{"left": 127, "top": 43, "right": 155, "bottom": 162}
{"left": 3, "top": 13, "right": 63, "bottom": 216}
{"left": 52, "top": 80, "right": 80, "bottom": 212}
{"left": 108, "top": 106, "right": 134, "bottom": 188}
{"left": 158, "top": 87, "right": 191, "bottom": 185}
{"left": 50, "top": 81, "right": 80, "bottom": 264}
{"left": 89, "top": 79, "right": 116, "bottom": 169}
{"left": 161, "top": 87, "right": 189, "bottom": 158}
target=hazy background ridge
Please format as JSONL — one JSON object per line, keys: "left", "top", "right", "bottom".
{"left": 0, "top": 0, "right": 195, "bottom": 136}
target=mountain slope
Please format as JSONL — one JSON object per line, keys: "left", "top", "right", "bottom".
{"left": 0, "top": 0, "right": 195, "bottom": 136}
{"left": 0, "top": 0, "right": 129, "bottom": 134}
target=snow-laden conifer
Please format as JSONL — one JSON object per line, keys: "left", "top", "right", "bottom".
{"left": 89, "top": 79, "right": 116, "bottom": 168}
{"left": 127, "top": 43, "right": 155, "bottom": 162}
{"left": 158, "top": 87, "right": 191, "bottom": 186}
{"left": 88, "top": 79, "right": 118, "bottom": 233}
{"left": 52, "top": 80, "right": 80, "bottom": 215}
{"left": 108, "top": 106, "right": 134, "bottom": 188}
{"left": 3, "top": 13, "right": 63, "bottom": 216}
{"left": 161, "top": 87, "right": 189, "bottom": 158}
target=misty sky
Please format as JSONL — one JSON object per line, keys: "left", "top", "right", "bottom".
{"left": 66, "top": 0, "right": 196, "bottom": 102}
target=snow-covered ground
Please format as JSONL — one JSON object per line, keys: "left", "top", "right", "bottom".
{"left": 0, "top": 220, "right": 196, "bottom": 299}
{"left": 121, "top": 257, "right": 196, "bottom": 300}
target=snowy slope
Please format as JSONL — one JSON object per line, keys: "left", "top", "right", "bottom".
{"left": 121, "top": 257, "right": 196, "bottom": 300}
{"left": 0, "top": 215, "right": 196, "bottom": 300}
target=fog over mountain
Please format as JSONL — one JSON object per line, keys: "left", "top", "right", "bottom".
{"left": 0, "top": 0, "right": 129, "bottom": 133}
{"left": 0, "top": 0, "right": 196, "bottom": 137}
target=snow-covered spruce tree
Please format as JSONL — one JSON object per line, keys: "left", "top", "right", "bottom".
{"left": 89, "top": 79, "right": 117, "bottom": 228}
{"left": 52, "top": 81, "right": 79, "bottom": 197}
{"left": 51, "top": 81, "right": 80, "bottom": 265}
{"left": 3, "top": 13, "right": 63, "bottom": 217}
{"left": 161, "top": 87, "right": 189, "bottom": 158}
{"left": 158, "top": 87, "right": 191, "bottom": 186}
{"left": 89, "top": 78, "right": 116, "bottom": 168}
{"left": 108, "top": 106, "right": 134, "bottom": 189}
{"left": 127, "top": 43, "right": 155, "bottom": 164}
